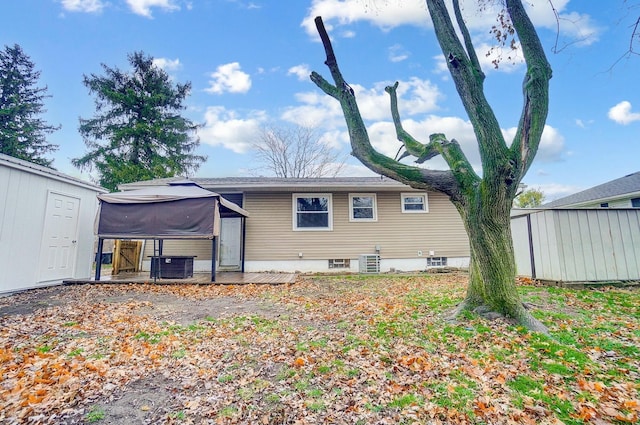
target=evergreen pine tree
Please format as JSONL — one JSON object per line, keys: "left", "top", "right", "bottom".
{"left": 0, "top": 44, "right": 60, "bottom": 167}
{"left": 73, "top": 51, "right": 205, "bottom": 191}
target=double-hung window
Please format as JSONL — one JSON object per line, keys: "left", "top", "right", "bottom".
{"left": 293, "top": 194, "right": 332, "bottom": 230}
{"left": 349, "top": 193, "right": 377, "bottom": 222}
{"left": 401, "top": 193, "right": 428, "bottom": 213}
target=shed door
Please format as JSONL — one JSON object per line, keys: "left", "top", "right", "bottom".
{"left": 38, "top": 192, "right": 80, "bottom": 282}
{"left": 219, "top": 217, "right": 241, "bottom": 270}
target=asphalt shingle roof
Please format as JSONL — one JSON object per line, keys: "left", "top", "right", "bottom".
{"left": 544, "top": 171, "right": 640, "bottom": 208}
{"left": 118, "top": 176, "right": 412, "bottom": 192}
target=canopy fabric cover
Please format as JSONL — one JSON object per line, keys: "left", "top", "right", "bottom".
{"left": 96, "top": 181, "right": 248, "bottom": 239}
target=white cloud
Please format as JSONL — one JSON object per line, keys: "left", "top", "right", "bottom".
{"left": 126, "top": 0, "right": 180, "bottom": 18}
{"left": 302, "top": 0, "right": 601, "bottom": 51}
{"left": 281, "top": 90, "right": 346, "bottom": 128}
{"left": 205, "top": 62, "right": 252, "bottom": 95}
{"left": 287, "top": 64, "right": 311, "bottom": 81}
{"left": 575, "top": 118, "right": 595, "bottom": 129}
{"left": 152, "top": 57, "right": 182, "bottom": 72}
{"left": 199, "top": 106, "right": 266, "bottom": 153}
{"left": 608, "top": 101, "right": 640, "bottom": 125}
{"left": 335, "top": 162, "right": 378, "bottom": 177}
{"left": 535, "top": 182, "right": 584, "bottom": 202}
{"left": 523, "top": 1, "right": 601, "bottom": 47}
{"left": 503, "top": 125, "right": 565, "bottom": 162}
{"left": 301, "top": 0, "right": 429, "bottom": 36}
{"left": 281, "top": 77, "right": 442, "bottom": 131}
{"left": 285, "top": 73, "right": 564, "bottom": 176}
{"left": 536, "top": 126, "right": 565, "bottom": 161}
{"left": 475, "top": 42, "right": 525, "bottom": 73}
{"left": 60, "top": 0, "right": 105, "bottom": 13}
{"left": 365, "top": 115, "right": 479, "bottom": 170}
{"left": 388, "top": 44, "right": 409, "bottom": 63}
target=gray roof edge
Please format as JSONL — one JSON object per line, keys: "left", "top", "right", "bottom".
{"left": 118, "top": 176, "right": 419, "bottom": 191}
{"left": 0, "top": 153, "right": 107, "bottom": 193}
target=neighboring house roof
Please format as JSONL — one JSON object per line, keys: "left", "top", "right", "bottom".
{"left": 119, "top": 176, "right": 419, "bottom": 192}
{"left": 544, "top": 171, "right": 640, "bottom": 208}
{"left": 0, "top": 152, "right": 106, "bottom": 193}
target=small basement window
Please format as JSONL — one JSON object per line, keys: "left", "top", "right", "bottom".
{"left": 427, "top": 257, "right": 447, "bottom": 267}
{"left": 329, "top": 259, "right": 351, "bottom": 269}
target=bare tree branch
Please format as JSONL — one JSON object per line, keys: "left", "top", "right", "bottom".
{"left": 427, "top": 0, "right": 508, "bottom": 182}
{"left": 250, "top": 124, "right": 346, "bottom": 178}
{"left": 506, "top": 0, "right": 552, "bottom": 181}
{"left": 310, "top": 16, "right": 461, "bottom": 198}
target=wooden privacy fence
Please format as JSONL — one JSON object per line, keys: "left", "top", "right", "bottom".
{"left": 112, "top": 240, "right": 143, "bottom": 275}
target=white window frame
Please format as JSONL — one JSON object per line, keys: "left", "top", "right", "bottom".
{"left": 401, "top": 192, "right": 429, "bottom": 213}
{"left": 292, "top": 193, "right": 333, "bottom": 231}
{"left": 349, "top": 193, "right": 377, "bottom": 222}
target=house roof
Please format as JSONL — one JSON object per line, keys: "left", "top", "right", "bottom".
{"left": 0, "top": 153, "right": 106, "bottom": 193}
{"left": 119, "top": 176, "right": 418, "bottom": 192}
{"left": 544, "top": 171, "right": 640, "bottom": 208}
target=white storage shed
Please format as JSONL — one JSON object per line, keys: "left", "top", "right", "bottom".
{"left": 0, "top": 153, "right": 106, "bottom": 293}
{"left": 511, "top": 208, "right": 640, "bottom": 283}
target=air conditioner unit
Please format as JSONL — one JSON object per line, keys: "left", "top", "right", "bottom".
{"left": 359, "top": 254, "right": 380, "bottom": 273}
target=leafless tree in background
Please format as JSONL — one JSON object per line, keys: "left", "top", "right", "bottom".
{"left": 250, "top": 124, "right": 346, "bottom": 178}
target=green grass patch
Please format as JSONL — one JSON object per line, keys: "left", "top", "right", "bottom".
{"left": 217, "top": 374, "right": 235, "bottom": 383}
{"left": 387, "top": 393, "right": 422, "bottom": 409}
{"left": 217, "top": 406, "right": 237, "bottom": 418}
{"left": 171, "top": 348, "right": 187, "bottom": 359}
{"left": 169, "top": 410, "right": 186, "bottom": 420}
{"left": 305, "top": 400, "right": 325, "bottom": 411}
{"left": 67, "top": 348, "right": 84, "bottom": 358}
{"left": 541, "top": 361, "right": 575, "bottom": 377}
{"left": 36, "top": 344, "right": 52, "bottom": 354}
{"left": 85, "top": 406, "right": 105, "bottom": 422}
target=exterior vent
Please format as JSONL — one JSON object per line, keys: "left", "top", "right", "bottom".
{"left": 359, "top": 254, "right": 380, "bottom": 273}
{"left": 426, "top": 257, "right": 447, "bottom": 267}
{"left": 329, "top": 259, "right": 351, "bottom": 269}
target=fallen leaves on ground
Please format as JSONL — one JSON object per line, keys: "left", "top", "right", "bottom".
{"left": 0, "top": 273, "right": 638, "bottom": 424}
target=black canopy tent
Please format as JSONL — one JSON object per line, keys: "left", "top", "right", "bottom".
{"left": 94, "top": 181, "right": 249, "bottom": 282}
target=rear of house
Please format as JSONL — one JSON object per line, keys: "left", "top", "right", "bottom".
{"left": 120, "top": 177, "right": 470, "bottom": 273}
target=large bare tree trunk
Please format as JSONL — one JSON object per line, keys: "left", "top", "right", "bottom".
{"left": 454, "top": 186, "right": 547, "bottom": 332}
{"left": 311, "top": 0, "right": 551, "bottom": 333}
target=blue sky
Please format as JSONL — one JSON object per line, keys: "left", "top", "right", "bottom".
{"left": 2, "top": 0, "right": 638, "bottom": 200}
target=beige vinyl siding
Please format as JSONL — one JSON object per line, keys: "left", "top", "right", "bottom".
{"left": 140, "top": 190, "right": 469, "bottom": 262}
{"left": 244, "top": 190, "right": 468, "bottom": 261}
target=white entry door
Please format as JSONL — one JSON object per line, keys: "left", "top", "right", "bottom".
{"left": 219, "top": 217, "right": 242, "bottom": 270}
{"left": 38, "top": 191, "right": 81, "bottom": 282}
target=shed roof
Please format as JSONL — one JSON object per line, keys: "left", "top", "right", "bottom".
{"left": 544, "top": 171, "right": 640, "bottom": 208}
{"left": 0, "top": 153, "right": 106, "bottom": 193}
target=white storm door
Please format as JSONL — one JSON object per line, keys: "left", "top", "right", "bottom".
{"left": 38, "top": 191, "right": 81, "bottom": 281}
{"left": 219, "top": 217, "right": 242, "bottom": 270}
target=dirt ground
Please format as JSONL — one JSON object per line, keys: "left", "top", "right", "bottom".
{"left": 3, "top": 275, "right": 637, "bottom": 425}
{"left": 0, "top": 282, "right": 295, "bottom": 424}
